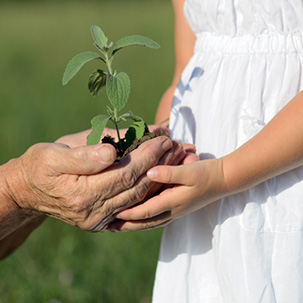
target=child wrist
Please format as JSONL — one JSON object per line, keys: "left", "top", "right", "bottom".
{"left": 220, "top": 154, "right": 242, "bottom": 196}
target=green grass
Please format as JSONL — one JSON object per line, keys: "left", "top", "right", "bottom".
{"left": 0, "top": 2, "right": 174, "bottom": 302}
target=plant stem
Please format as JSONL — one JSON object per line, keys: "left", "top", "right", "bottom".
{"left": 114, "top": 121, "right": 123, "bottom": 151}
{"left": 111, "top": 108, "right": 122, "bottom": 151}
{"left": 105, "top": 51, "right": 122, "bottom": 150}
{"left": 104, "top": 52, "right": 113, "bottom": 75}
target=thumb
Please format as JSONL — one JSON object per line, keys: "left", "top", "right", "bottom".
{"left": 56, "top": 143, "right": 116, "bottom": 175}
{"left": 147, "top": 164, "right": 189, "bottom": 185}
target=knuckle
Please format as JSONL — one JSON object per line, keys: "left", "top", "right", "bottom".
{"left": 142, "top": 209, "right": 152, "bottom": 220}
{"left": 99, "top": 199, "right": 115, "bottom": 218}
{"left": 174, "top": 141, "right": 185, "bottom": 157}
{"left": 138, "top": 138, "right": 163, "bottom": 165}
{"left": 89, "top": 217, "right": 110, "bottom": 232}
{"left": 27, "top": 143, "right": 49, "bottom": 161}
{"left": 77, "top": 219, "right": 91, "bottom": 231}
{"left": 119, "top": 169, "right": 137, "bottom": 188}
{"left": 71, "top": 197, "right": 86, "bottom": 213}
{"left": 128, "top": 178, "right": 149, "bottom": 205}
{"left": 164, "top": 141, "right": 184, "bottom": 165}
{"left": 22, "top": 144, "right": 55, "bottom": 181}
{"left": 34, "top": 144, "right": 62, "bottom": 169}
{"left": 71, "top": 207, "right": 96, "bottom": 231}
{"left": 144, "top": 149, "right": 159, "bottom": 167}
{"left": 72, "top": 146, "right": 87, "bottom": 160}
{"left": 78, "top": 215, "right": 106, "bottom": 232}
{"left": 27, "top": 142, "right": 45, "bottom": 153}
{"left": 66, "top": 189, "right": 93, "bottom": 213}
{"left": 162, "top": 168, "right": 173, "bottom": 183}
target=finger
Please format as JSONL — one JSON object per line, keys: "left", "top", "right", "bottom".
{"left": 85, "top": 171, "right": 171, "bottom": 232}
{"left": 158, "top": 140, "right": 186, "bottom": 166}
{"left": 114, "top": 195, "right": 167, "bottom": 221}
{"left": 87, "top": 169, "right": 183, "bottom": 232}
{"left": 108, "top": 216, "right": 173, "bottom": 232}
{"left": 54, "top": 143, "right": 117, "bottom": 175}
{"left": 147, "top": 163, "right": 193, "bottom": 185}
{"left": 183, "top": 144, "right": 196, "bottom": 154}
{"left": 181, "top": 153, "right": 200, "bottom": 165}
{"left": 86, "top": 137, "right": 173, "bottom": 215}
{"left": 110, "top": 184, "right": 191, "bottom": 232}
{"left": 104, "top": 140, "right": 183, "bottom": 209}
{"left": 112, "top": 136, "right": 173, "bottom": 176}
{"left": 148, "top": 125, "right": 170, "bottom": 136}
{"left": 116, "top": 186, "right": 183, "bottom": 220}
{"left": 89, "top": 173, "right": 155, "bottom": 227}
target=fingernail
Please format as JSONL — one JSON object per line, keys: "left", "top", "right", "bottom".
{"left": 147, "top": 168, "right": 158, "bottom": 180}
{"left": 161, "top": 138, "right": 172, "bottom": 152}
{"left": 97, "top": 146, "right": 112, "bottom": 163}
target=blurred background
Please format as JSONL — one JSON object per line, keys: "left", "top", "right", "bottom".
{"left": 0, "top": 0, "right": 174, "bottom": 302}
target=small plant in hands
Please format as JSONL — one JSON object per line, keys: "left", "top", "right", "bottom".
{"left": 62, "top": 25, "right": 160, "bottom": 160}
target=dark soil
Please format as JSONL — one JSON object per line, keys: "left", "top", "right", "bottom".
{"left": 102, "top": 131, "right": 159, "bottom": 161}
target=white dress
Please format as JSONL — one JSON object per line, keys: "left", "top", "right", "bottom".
{"left": 152, "top": 1, "right": 303, "bottom": 302}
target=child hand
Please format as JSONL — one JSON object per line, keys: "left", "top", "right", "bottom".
{"left": 109, "top": 158, "right": 226, "bottom": 232}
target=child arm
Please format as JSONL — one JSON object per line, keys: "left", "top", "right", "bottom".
{"left": 109, "top": 91, "right": 303, "bottom": 231}
{"left": 155, "top": 0, "right": 195, "bottom": 126}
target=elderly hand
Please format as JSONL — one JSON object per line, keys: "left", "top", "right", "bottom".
{"left": 2, "top": 136, "right": 184, "bottom": 232}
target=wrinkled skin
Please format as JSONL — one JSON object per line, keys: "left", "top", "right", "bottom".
{"left": 3, "top": 136, "right": 189, "bottom": 232}
{"left": 0, "top": 126, "right": 197, "bottom": 259}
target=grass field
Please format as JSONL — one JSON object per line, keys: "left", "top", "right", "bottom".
{"left": 0, "top": 2, "right": 174, "bottom": 302}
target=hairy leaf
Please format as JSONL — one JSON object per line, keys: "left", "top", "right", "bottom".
{"left": 127, "top": 114, "right": 146, "bottom": 123}
{"left": 88, "top": 70, "right": 107, "bottom": 96}
{"left": 112, "top": 35, "right": 160, "bottom": 55}
{"left": 91, "top": 25, "right": 108, "bottom": 50}
{"left": 86, "top": 114, "right": 110, "bottom": 145}
{"left": 124, "top": 116, "right": 147, "bottom": 147}
{"left": 62, "top": 52, "right": 101, "bottom": 85}
{"left": 124, "top": 127, "right": 136, "bottom": 150}
{"left": 119, "top": 112, "right": 133, "bottom": 121}
{"left": 106, "top": 72, "right": 130, "bottom": 111}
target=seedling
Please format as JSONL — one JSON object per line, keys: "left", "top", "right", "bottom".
{"left": 62, "top": 25, "right": 160, "bottom": 158}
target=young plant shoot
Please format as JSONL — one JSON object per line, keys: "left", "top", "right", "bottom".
{"left": 62, "top": 25, "right": 160, "bottom": 157}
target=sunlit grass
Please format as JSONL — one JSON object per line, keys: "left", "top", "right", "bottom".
{"left": 0, "top": 2, "right": 174, "bottom": 302}
{"left": 0, "top": 1, "right": 174, "bottom": 162}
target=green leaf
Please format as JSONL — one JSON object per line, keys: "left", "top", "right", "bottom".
{"left": 112, "top": 35, "right": 160, "bottom": 55}
{"left": 121, "top": 112, "right": 133, "bottom": 118}
{"left": 62, "top": 51, "right": 101, "bottom": 85}
{"left": 91, "top": 25, "right": 108, "bottom": 49}
{"left": 124, "top": 127, "right": 136, "bottom": 150}
{"left": 88, "top": 69, "right": 107, "bottom": 96}
{"left": 106, "top": 72, "right": 130, "bottom": 111}
{"left": 86, "top": 115, "right": 110, "bottom": 145}
{"left": 132, "top": 119, "right": 146, "bottom": 139}
{"left": 124, "top": 117, "right": 147, "bottom": 149}
{"left": 127, "top": 114, "right": 145, "bottom": 122}
{"left": 128, "top": 116, "right": 146, "bottom": 138}
{"left": 120, "top": 112, "right": 133, "bottom": 121}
